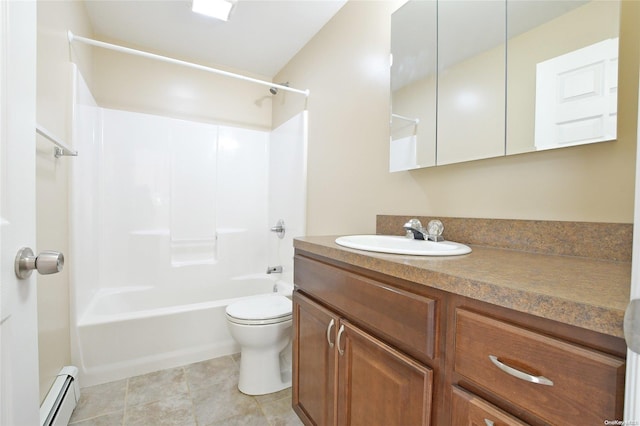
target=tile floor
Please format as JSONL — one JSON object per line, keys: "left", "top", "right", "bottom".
{"left": 68, "top": 354, "right": 303, "bottom": 426}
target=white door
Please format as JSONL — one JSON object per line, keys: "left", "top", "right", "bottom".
{"left": 0, "top": 1, "right": 40, "bottom": 425}
{"left": 623, "top": 68, "right": 640, "bottom": 420}
{"left": 535, "top": 38, "right": 618, "bottom": 150}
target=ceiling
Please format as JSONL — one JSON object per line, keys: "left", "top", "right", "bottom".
{"left": 83, "top": 0, "right": 347, "bottom": 78}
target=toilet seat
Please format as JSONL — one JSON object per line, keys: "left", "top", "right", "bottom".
{"left": 226, "top": 294, "right": 292, "bottom": 326}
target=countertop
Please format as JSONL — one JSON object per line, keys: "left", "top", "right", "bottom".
{"left": 293, "top": 235, "right": 631, "bottom": 338}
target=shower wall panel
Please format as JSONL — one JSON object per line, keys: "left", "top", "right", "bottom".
{"left": 268, "top": 111, "right": 308, "bottom": 279}
{"left": 97, "top": 110, "right": 269, "bottom": 292}
{"left": 72, "top": 66, "right": 273, "bottom": 321}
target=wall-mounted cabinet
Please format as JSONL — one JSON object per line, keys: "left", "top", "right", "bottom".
{"left": 390, "top": 0, "right": 620, "bottom": 171}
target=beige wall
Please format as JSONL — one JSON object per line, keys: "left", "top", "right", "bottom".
{"left": 91, "top": 41, "right": 273, "bottom": 130}
{"left": 36, "top": 0, "right": 93, "bottom": 402}
{"left": 274, "top": 0, "right": 639, "bottom": 235}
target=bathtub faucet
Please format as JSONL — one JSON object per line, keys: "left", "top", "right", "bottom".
{"left": 266, "top": 265, "right": 283, "bottom": 274}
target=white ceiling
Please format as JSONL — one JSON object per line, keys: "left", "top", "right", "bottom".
{"left": 83, "top": 0, "right": 347, "bottom": 78}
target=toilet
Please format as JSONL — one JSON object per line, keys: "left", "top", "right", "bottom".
{"left": 225, "top": 294, "right": 293, "bottom": 395}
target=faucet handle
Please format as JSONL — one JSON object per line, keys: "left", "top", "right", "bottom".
{"left": 427, "top": 220, "right": 444, "bottom": 242}
{"left": 427, "top": 220, "right": 443, "bottom": 236}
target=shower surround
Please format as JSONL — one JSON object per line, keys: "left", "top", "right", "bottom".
{"left": 70, "top": 66, "right": 307, "bottom": 386}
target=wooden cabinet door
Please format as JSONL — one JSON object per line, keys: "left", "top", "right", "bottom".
{"left": 293, "top": 292, "right": 338, "bottom": 425}
{"left": 336, "top": 320, "right": 433, "bottom": 426}
{"left": 452, "top": 387, "right": 529, "bottom": 426}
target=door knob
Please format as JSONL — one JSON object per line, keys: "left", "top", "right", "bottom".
{"left": 14, "top": 247, "right": 64, "bottom": 279}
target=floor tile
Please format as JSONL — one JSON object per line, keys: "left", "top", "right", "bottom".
{"left": 259, "top": 396, "right": 303, "bottom": 426}
{"left": 204, "top": 406, "right": 269, "bottom": 426}
{"left": 125, "top": 393, "right": 195, "bottom": 426}
{"left": 126, "top": 367, "right": 189, "bottom": 407}
{"left": 70, "top": 379, "right": 127, "bottom": 423}
{"left": 184, "top": 356, "right": 239, "bottom": 392}
{"left": 254, "top": 387, "right": 291, "bottom": 405}
{"left": 69, "top": 410, "right": 124, "bottom": 426}
{"left": 191, "top": 378, "right": 260, "bottom": 425}
{"left": 70, "top": 355, "right": 301, "bottom": 426}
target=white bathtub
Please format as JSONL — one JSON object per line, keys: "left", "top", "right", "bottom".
{"left": 76, "top": 273, "right": 293, "bottom": 386}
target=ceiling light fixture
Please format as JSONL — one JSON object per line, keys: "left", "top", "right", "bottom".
{"left": 192, "top": 0, "right": 236, "bottom": 22}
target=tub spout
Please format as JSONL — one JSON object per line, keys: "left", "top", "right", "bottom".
{"left": 266, "top": 265, "right": 282, "bottom": 274}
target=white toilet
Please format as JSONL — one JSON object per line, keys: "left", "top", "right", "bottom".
{"left": 225, "top": 294, "right": 293, "bottom": 395}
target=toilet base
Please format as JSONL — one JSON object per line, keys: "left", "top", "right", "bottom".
{"left": 237, "top": 347, "right": 292, "bottom": 395}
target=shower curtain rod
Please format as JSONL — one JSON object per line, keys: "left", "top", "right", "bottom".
{"left": 67, "top": 31, "right": 310, "bottom": 98}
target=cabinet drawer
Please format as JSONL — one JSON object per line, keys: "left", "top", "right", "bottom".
{"left": 294, "top": 255, "right": 437, "bottom": 359}
{"left": 452, "top": 386, "right": 528, "bottom": 426}
{"left": 454, "top": 309, "right": 625, "bottom": 425}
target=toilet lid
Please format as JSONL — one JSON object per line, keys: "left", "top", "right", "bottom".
{"left": 226, "top": 294, "right": 292, "bottom": 322}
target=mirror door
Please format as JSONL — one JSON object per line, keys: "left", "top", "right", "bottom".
{"left": 506, "top": 0, "right": 620, "bottom": 155}
{"left": 389, "top": 0, "right": 437, "bottom": 172}
{"left": 436, "top": 0, "right": 506, "bottom": 166}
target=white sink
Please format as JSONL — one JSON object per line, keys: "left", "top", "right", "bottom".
{"left": 335, "top": 235, "right": 472, "bottom": 256}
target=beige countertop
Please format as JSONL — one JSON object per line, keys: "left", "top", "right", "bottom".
{"left": 294, "top": 235, "right": 631, "bottom": 338}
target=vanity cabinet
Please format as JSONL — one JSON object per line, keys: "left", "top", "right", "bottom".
{"left": 293, "top": 292, "right": 434, "bottom": 426}
{"left": 292, "top": 248, "right": 627, "bottom": 426}
{"left": 293, "top": 254, "right": 437, "bottom": 425}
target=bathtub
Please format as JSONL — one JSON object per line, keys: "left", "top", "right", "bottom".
{"left": 76, "top": 273, "right": 293, "bottom": 386}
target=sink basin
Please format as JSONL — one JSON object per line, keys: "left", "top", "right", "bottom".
{"left": 335, "top": 235, "right": 472, "bottom": 256}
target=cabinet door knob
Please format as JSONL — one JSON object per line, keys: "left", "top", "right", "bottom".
{"left": 489, "top": 355, "right": 554, "bottom": 386}
{"left": 337, "top": 324, "right": 346, "bottom": 356}
{"left": 326, "top": 319, "right": 335, "bottom": 348}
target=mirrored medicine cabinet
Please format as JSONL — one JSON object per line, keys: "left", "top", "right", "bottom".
{"left": 390, "top": 0, "right": 620, "bottom": 172}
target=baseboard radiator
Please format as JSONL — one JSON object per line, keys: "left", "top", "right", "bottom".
{"left": 40, "top": 366, "right": 81, "bottom": 426}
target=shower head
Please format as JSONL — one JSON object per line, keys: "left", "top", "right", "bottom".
{"left": 269, "top": 82, "right": 289, "bottom": 95}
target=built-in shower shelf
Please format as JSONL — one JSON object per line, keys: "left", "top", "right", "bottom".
{"left": 130, "top": 229, "right": 170, "bottom": 236}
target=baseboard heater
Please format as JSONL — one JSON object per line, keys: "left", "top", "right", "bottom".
{"left": 40, "top": 366, "right": 81, "bottom": 426}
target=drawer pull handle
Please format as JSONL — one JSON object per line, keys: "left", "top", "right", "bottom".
{"left": 489, "top": 355, "right": 554, "bottom": 386}
{"left": 327, "top": 319, "right": 335, "bottom": 348}
{"left": 337, "top": 324, "right": 346, "bottom": 356}
{"left": 484, "top": 420, "right": 495, "bottom": 426}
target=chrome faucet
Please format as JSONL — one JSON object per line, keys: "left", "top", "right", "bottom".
{"left": 403, "top": 218, "right": 445, "bottom": 242}
{"left": 403, "top": 218, "right": 428, "bottom": 240}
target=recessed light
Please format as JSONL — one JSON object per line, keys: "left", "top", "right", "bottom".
{"left": 192, "top": 0, "right": 236, "bottom": 22}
